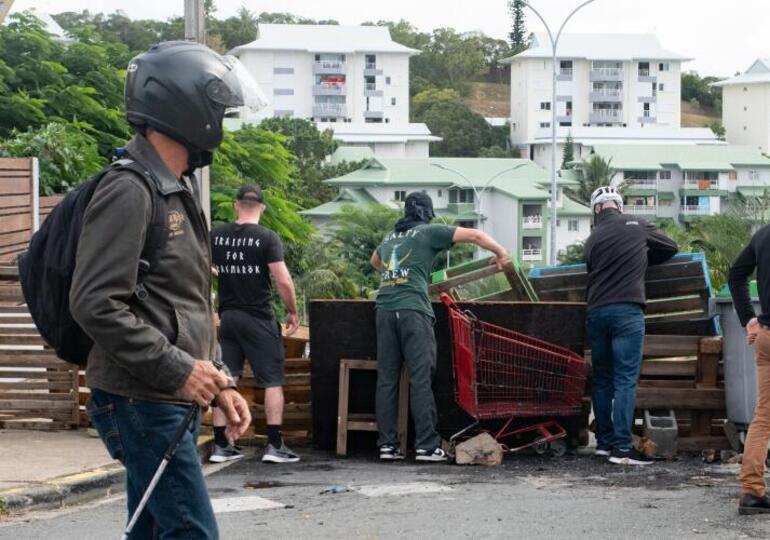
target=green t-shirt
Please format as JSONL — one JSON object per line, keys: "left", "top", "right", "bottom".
{"left": 375, "top": 223, "right": 457, "bottom": 318}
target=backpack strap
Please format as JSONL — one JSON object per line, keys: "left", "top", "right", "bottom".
{"left": 107, "top": 159, "right": 169, "bottom": 302}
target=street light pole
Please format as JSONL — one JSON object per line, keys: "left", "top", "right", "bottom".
{"left": 431, "top": 163, "right": 528, "bottom": 233}
{"left": 521, "top": 0, "right": 597, "bottom": 265}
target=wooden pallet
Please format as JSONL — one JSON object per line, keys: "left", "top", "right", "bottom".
{"left": 429, "top": 256, "right": 537, "bottom": 302}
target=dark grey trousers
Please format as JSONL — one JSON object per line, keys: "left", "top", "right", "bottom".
{"left": 375, "top": 309, "right": 440, "bottom": 451}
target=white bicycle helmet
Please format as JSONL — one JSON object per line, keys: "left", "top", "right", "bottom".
{"left": 590, "top": 186, "right": 623, "bottom": 212}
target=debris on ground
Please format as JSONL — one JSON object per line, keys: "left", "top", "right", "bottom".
{"left": 701, "top": 449, "right": 717, "bottom": 463}
{"left": 454, "top": 433, "right": 504, "bottom": 466}
{"left": 701, "top": 449, "right": 743, "bottom": 464}
{"left": 319, "top": 485, "right": 351, "bottom": 495}
{"left": 632, "top": 435, "right": 658, "bottom": 458}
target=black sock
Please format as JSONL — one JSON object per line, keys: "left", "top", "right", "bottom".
{"left": 214, "top": 426, "right": 228, "bottom": 448}
{"left": 267, "top": 425, "right": 282, "bottom": 448}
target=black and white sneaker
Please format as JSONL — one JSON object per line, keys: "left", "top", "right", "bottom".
{"left": 415, "top": 448, "right": 449, "bottom": 462}
{"left": 594, "top": 447, "right": 611, "bottom": 458}
{"left": 209, "top": 443, "right": 245, "bottom": 463}
{"left": 608, "top": 448, "right": 653, "bottom": 466}
{"left": 262, "top": 443, "right": 300, "bottom": 463}
{"left": 379, "top": 445, "right": 405, "bottom": 461}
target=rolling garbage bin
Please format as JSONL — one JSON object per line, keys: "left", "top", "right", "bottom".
{"left": 713, "top": 295, "right": 760, "bottom": 451}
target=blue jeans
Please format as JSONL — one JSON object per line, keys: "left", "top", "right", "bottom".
{"left": 86, "top": 389, "right": 217, "bottom": 539}
{"left": 587, "top": 303, "right": 645, "bottom": 452}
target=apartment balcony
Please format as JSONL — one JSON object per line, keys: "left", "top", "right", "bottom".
{"left": 589, "top": 109, "right": 623, "bottom": 124}
{"left": 313, "top": 103, "right": 347, "bottom": 118}
{"left": 313, "top": 83, "right": 347, "bottom": 96}
{"left": 626, "top": 178, "right": 657, "bottom": 188}
{"left": 557, "top": 67, "right": 573, "bottom": 81}
{"left": 683, "top": 179, "right": 720, "bottom": 191}
{"left": 638, "top": 113, "right": 657, "bottom": 124}
{"left": 589, "top": 89, "right": 623, "bottom": 102}
{"left": 638, "top": 69, "right": 657, "bottom": 83}
{"left": 313, "top": 61, "right": 346, "bottom": 75}
{"left": 364, "top": 109, "right": 384, "bottom": 119}
{"left": 364, "top": 82, "right": 383, "bottom": 97}
{"left": 521, "top": 248, "right": 543, "bottom": 262}
{"left": 638, "top": 94, "right": 657, "bottom": 103}
{"left": 681, "top": 205, "right": 711, "bottom": 216}
{"left": 556, "top": 112, "right": 573, "bottom": 123}
{"left": 521, "top": 215, "right": 543, "bottom": 229}
{"left": 590, "top": 67, "right": 624, "bottom": 82}
{"left": 364, "top": 62, "right": 383, "bottom": 76}
{"left": 625, "top": 204, "right": 657, "bottom": 215}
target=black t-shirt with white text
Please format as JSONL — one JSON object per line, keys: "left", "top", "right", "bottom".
{"left": 211, "top": 222, "right": 284, "bottom": 319}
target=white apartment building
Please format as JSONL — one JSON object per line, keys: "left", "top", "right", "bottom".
{"left": 231, "top": 24, "right": 416, "bottom": 125}
{"left": 504, "top": 33, "right": 689, "bottom": 149}
{"left": 524, "top": 125, "right": 720, "bottom": 170}
{"left": 581, "top": 144, "right": 770, "bottom": 222}
{"left": 713, "top": 58, "right": 770, "bottom": 152}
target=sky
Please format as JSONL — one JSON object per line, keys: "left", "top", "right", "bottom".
{"left": 12, "top": 0, "right": 770, "bottom": 76}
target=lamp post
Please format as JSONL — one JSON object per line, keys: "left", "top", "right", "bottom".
{"left": 431, "top": 163, "right": 528, "bottom": 232}
{"left": 521, "top": 0, "right": 597, "bottom": 265}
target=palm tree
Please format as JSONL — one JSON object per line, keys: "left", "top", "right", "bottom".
{"left": 565, "top": 155, "right": 615, "bottom": 206}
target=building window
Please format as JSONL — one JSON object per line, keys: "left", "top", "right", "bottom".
{"left": 559, "top": 122, "right": 572, "bottom": 127}
{"left": 659, "top": 170, "right": 672, "bottom": 180}
{"left": 273, "top": 88, "right": 294, "bottom": 95}
{"left": 394, "top": 190, "right": 406, "bottom": 202}
{"left": 449, "top": 188, "right": 474, "bottom": 204}
{"left": 391, "top": 97, "right": 396, "bottom": 106}
{"left": 658, "top": 62, "right": 670, "bottom": 71}
{"left": 539, "top": 122, "right": 551, "bottom": 128}
{"left": 638, "top": 61, "right": 650, "bottom": 76}
{"left": 365, "top": 54, "right": 376, "bottom": 64}
{"left": 385, "top": 76, "right": 391, "bottom": 85}
{"left": 659, "top": 83, "right": 665, "bottom": 91}
{"left": 744, "top": 106, "right": 748, "bottom": 111}
{"left": 568, "top": 219, "right": 579, "bottom": 232}
{"left": 540, "top": 102, "right": 551, "bottom": 110}
{"left": 437, "top": 190, "right": 443, "bottom": 198}
{"left": 749, "top": 170, "right": 760, "bottom": 181}
{"left": 274, "top": 67, "right": 294, "bottom": 74}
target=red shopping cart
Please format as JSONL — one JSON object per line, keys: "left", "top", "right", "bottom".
{"left": 441, "top": 293, "right": 587, "bottom": 455}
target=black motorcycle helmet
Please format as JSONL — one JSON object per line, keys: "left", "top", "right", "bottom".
{"left": 125, "top": 41, "right": 265, "bottom": 169}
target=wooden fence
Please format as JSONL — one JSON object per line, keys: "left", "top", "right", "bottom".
{"left": 0, "top": 158, "right": 36, "bottom": 264}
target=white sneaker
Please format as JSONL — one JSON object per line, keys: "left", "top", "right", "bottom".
{"left": 594, "top": 447, "right": 611, "bottom": 458}
{"left": 209, "top": 443, "right": 245, "bottom": 463}
{"left": 262, "top": 443, "right": 300, "bottom": 463}
{"left": 415, "top": 448, "right": 449, "bottom": 462}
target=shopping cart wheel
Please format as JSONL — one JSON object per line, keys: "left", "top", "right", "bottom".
{"left": 548, "top": 439, "right": 567, "bottom": 458}
{"left": 533, "top": 440, "right": 549, "bottom": 455}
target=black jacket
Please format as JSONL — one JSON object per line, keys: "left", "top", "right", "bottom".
{"left": 584, "top": 209, "right": 678, "bottom": 312}
{"left": 728, "top": 225, "right": 770, "bottom": 327}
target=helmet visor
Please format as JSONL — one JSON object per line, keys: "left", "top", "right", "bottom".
{"left": 206, "top": 56, "right": 268, "bottom": 114}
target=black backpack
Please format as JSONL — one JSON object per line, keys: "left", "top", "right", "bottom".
{"left": 18, "top": 159, "right": 168, "bottom": 365}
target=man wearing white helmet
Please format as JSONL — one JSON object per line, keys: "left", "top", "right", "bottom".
{"left": 584, "top": 186, "right": 677, "bottom": 466}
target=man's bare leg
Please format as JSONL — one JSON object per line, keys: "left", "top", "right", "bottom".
{"left": 262, "top": 385, "right": 300, "bottom": 462}
{"left": 210, "top": 378, "right": 246, "bottom": 462}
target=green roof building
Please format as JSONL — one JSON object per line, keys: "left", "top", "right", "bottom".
{"left": 580, "top": 144, "right": 770, "bottom": 222}
{"left": 302, "top": 154, "right": 591, "bottom": 267}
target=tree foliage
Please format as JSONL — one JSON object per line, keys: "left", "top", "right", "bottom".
{"left": 508, "top": 0, "right": 528, "bottom": 53}
{"left": 567, "top": 155, "right": 615, "bottom": 206}
{"left": 681, "top": 71, "right": 722, "bottom": 112}
{"left": 0, "top": 122, "right": 106, "bottom": 195}
{"left": 561, "top": 133, "right": 576, "bottom": 169}
{"left": 558, "top": 241, "right": 585, "bottom": 265}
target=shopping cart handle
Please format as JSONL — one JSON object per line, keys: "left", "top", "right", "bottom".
{"left": 439, "top": 293, "right": 456, "bottom": 309}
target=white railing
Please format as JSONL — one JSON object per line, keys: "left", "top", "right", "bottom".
{"left": 559, "top": 67, "right": 573, "bottom": 77}
{"left": 684, "top": 180, "right": 719, "bottom": 190}
{"left": 591, "top": 67, "right": 623, "bottom": 78}
{"left": 313, "top": 104, "right": 347, "bottom": 117}
{"left": 591, "top": 109, "right": 623, "bottom": 121}
{"left": 682, "top": 205, "right": 711, "bottom": 216}
{"left": 593, "top": 89, "right": 621, "bottom": 99}
{"left": 521, "top": 249, "right": 543, "bottom": 261}
{"left": 314, "top": 61, "right": 345, "bottom": 71}
{"left": 365, "top": 82, "right": 377, "bottom": 91}
{"left": 522, "top": 215, "right": 543, "bottom": 229}
{"left": 625, "top": 205, "right": 657, "bottom": 215}
{"left": 365, "top": 62, "right": 377, "bottom": 70}
{"left": 638, "top": 69, "right": 651, "bottom": 77}
{"left": 625, "top": 178, "right": 656, "bottom": 186}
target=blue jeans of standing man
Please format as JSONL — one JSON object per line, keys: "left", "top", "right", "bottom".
{"left": 86, "top": 388, "right": 217, "bottom": 539}
{"left": 587, "top": 303, "right": 645, "bottom": 452}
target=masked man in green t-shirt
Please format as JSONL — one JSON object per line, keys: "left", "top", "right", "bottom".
{"left": 370, "top": 192, "right": 508, "bottom": 461}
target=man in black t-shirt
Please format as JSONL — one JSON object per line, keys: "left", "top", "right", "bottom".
{"left": 210, "top": 184, "right": 301, "bottom": 464}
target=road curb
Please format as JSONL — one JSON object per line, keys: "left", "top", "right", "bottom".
{"left": 0, "top": 435, "right": 214, "bottom": 515}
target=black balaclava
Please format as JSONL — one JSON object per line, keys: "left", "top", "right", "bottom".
{"left": 394, "top": 192, "right": 436, "bottom": 233}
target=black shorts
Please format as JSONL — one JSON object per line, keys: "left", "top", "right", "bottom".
{"left": 220, "top": 310, "right": 285, "bottom": 388}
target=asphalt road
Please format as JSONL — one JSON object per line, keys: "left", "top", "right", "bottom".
{"left": 2, "top": 448, "right": 770, "bottom": 540}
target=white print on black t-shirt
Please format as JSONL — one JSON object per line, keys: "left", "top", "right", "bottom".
{"left": 213, "top": 235, "right": 263, "bottom": 275}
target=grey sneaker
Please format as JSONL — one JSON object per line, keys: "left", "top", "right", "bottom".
{"left": 415, "top": 448, "right": 449, "bottom": 462}
{"left": 209, "top": 443, "right": 245, "bottom": 463}
{"left": 262, "top": 443, "right": 300, "bottom": 463}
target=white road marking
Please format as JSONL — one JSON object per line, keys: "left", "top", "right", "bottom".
{"left": 211, "top": 496, "right": 284, "bottom": 514}
{"left": 356, "top": 482, "right": 453, "bottom": 498}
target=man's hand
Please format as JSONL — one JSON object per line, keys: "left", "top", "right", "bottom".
{"left": 180, "top": 360, "right": 230, "bottom": 407}
{"left": 284, "top": 312, "right": 300, "bottom": 336}
{"left": 490, "top": 250, "right": 510, "bottom": 271}
{"left": 747, "top": 317, "right": 760, "bottom": 345}
{"left": 215, "top": 389, "right": 252, "bottom": 441}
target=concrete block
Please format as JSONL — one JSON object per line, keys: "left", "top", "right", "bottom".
{"left": 455, "top": 433, "right": 503, "bottom": 466}
{"left": 643, "top": 409, "right": 678, "bottom": 458}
